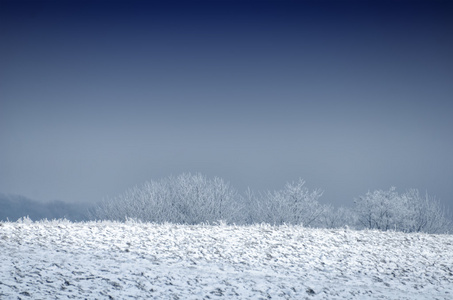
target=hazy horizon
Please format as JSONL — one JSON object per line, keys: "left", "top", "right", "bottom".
{"left": 1, "top": 0, "right": 452, "bottom": 209}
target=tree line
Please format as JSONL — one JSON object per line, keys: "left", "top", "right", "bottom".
{"left": 89, "top": 173, "right": 452, "bottom": 234}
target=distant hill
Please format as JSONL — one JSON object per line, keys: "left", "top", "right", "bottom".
{"left": 0, "top": 194, "right": 90, "bottom": 222}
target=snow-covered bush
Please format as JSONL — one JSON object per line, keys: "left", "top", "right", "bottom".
{"left": 247, "top": 179, "right": 326, "bottom": 226}
{"left": 354, "top": 187, "right": 451, "bottom": 233}
{"left": 90, "top": 173, "right": 241, "bottom": 224}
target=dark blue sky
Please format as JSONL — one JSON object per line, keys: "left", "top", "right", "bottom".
{"left": 1, "top": 0, "right": 452, "bottom": 208}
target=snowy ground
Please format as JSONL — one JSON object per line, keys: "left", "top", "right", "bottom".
{"left": 1, "top": 220, "right": 452, "bottom": 299}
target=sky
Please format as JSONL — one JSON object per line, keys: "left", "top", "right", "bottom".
{"left": 1, "top": 0, "right": 452, "bottom": 209}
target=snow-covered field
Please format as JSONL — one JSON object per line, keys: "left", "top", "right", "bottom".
{"left": 1, "top": 220, "right": 452, "bottom": 299}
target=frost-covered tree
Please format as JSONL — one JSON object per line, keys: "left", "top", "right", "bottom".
{"left": 354, "top": 187, "right": 401, "bottom": 231}
{"left": 168, "top": 173, "right": 241, "bottom": 224}
{"left": 90, "top": 173, "right": 241, "bottom": 224}
{"left": 239, "top": 188, "right": 259, "bottom": 224}
{"left": 249, "top": 179, "right": 326, "bottom": 226}
{"left": 320, "top": 206, "right": 357, "bottom": 229}
{"left": 354, "top": 187, "right": 451, "bottom": 233}
{"left": 402, "top": 189, "right": 451, "bottom": 234}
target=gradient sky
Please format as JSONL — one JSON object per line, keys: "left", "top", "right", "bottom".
{"left": 1, "top": 0, "right": 452, "bottom": 209}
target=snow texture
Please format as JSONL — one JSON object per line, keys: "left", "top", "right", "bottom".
{"left": 1, "top": 220, "right": 452, "bottom": 299}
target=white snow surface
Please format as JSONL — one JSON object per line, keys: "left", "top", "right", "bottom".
{"left": 1, "top": 220, "right": 452, "bottom": 299}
